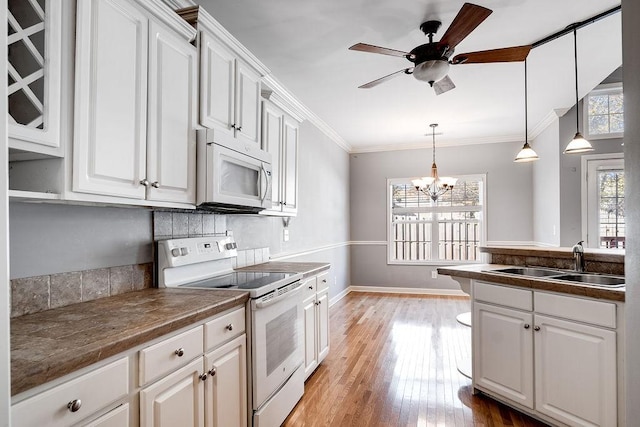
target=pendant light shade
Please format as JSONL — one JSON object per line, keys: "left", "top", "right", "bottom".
{"left": 563, "top": 28, "right": 593, "bottom": 155}
{"left": 514, "top": 59, "right": 538, "bottom": 162}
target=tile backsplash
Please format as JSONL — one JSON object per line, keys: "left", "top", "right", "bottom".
{"left": 153, "top": 210, "right": 227, "bottom": 240}
{"left": 153, "top": 211, "right": 270, "bottom": 269}
{"left": 10, "top": 263, "right": 153, "bottom": 318}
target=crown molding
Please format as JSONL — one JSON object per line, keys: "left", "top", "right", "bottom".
{"left": 349, "top": 133, "right": 523, "bottom": 154}
{"left": 143, "top": 0, "right": 196, "bottom": 41}
{"left": 261, "top": 75, "right": 351, "bottom": 152}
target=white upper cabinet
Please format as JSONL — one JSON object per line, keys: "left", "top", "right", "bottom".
{"left": 146, "top": 20, "right": 197, "bottom": 204}
{"left": 73, "top": 0, "right": 149, "bottom": 200}
{"left": 73, "top": 0, "right": 197, "bottom": 205}
{"left": 260, "top": 100, "right": 300, "bottom": 216}
{"left": 8, "top": 0, "right": 63, "bottom": 156}
{"left": 182, "top": 6, "right": 263, "bottom": 152}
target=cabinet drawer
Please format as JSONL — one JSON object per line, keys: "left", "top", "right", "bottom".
{"left": 204, "top": 308, "right": 245, "bottom": 352}
{"left": 12, "top": 357, "right": 128, "bottom": 427}
{"left": 474, "top": 281, "right": 532, "bottom": 311}
{"left": 84, "top": 403, "right": 129, "bottom": 427}
{"left": 303, "top": 277, "right": 317, "bottom": 297}
{"left": 316, "top": 272, "right": 330, "bottom": 292}
{"left": 534, "top": 292, "right": 616, "bottom": 328}
{"left": 139, "top": 325, "right": 203, "bottom": 386}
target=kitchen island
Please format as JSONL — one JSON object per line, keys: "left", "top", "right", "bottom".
{"left": 438, "top": 245, "right": 625, "bottom": 427}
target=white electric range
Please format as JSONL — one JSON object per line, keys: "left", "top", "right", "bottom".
{"left": 157, "top": 235, "right": 305, "bottom": 427}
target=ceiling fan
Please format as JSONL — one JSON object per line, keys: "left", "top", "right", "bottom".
{"left": 349, "top": 2, "right": 532, "bottom": 95}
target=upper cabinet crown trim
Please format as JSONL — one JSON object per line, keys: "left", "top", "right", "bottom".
{"left": 177, "top": 5, "right": 269, "bottom": 76}
{"left": 140, "top": 0, "right": 197, "bottom": 41}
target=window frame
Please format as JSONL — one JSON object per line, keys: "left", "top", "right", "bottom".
{"left": 386, "top": 174, "right": 487, "bottom": 266}
{"left": 582, "top": 83, "right": 624, "bottom": 140}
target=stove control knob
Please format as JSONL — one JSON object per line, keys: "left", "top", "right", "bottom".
{"left": 180, "top": 247, "right": 189, "bottom": 256}
{"left": 171, "top": 248, "right": 180, "bottom": 257}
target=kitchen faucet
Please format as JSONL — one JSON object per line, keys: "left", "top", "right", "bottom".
{"left": 572, "top": 240, "right": 585, "bottom": 272}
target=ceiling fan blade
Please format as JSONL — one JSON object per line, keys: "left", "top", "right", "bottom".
{"left": 433, "top": 75, "right": 455, "bottom": 95}
{"left": 451, "top": 45, "right": 532, "bottom": 64}
{"left": 358, "top": 68, "right": 413, "bottom": 89}
{"left": 349, "top": 43, "right": 411, "bottom": 58}
{"left": 438, "top": 3, "right": 492, "bottom": 50}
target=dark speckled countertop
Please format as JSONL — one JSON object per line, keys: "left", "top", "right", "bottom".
{"left": 11, "top": 288, "right": 249, "bottom": 396}
{"left": 236, "top": 261, "right": 330, "bottom": 278}
{"left": 437, "top": 264, "right": 625, "bottom": 302}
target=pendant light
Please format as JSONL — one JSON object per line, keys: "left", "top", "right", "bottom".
{"left": 412, "top": 124, "right": 457, "bottom": 202}
{"left": 563, "top": 28, "right": 594, "bottom": 154}
{"left": 515, "top": 59, "right": 539, "bottom": 162}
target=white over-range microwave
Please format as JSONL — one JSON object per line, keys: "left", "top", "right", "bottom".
{"left": 196, "top": 129, "right": 272, "bottom": 213}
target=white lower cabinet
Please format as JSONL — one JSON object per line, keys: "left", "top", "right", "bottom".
{"left": 140, "top": 358, "right": 206, "bottom": 427}
{"left": 534, "top": 314, "right": 617, "bottom": 426}
{"left": 303, "top": 271, "right": 330, "bottom": 380}
{"left": 138, "top": 307, "right": 247, "bottom": 427}
{"left": 11, "top": 357, "right": 129, "bottom": 427}
{"left": 472, "top": 280, "right": 619, "bottom": 427}
{"left": 204, "top": 334, "right": 247, "bottom": 427}
{"left": 473, "top": 302, "right": 534, "bottom": 409}
{"left": 11, "top": 307, "right": 248, "bottom": 427}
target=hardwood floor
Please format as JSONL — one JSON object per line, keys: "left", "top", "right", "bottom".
{"left": 283, "top": 292, "right": 549, "bottom": 427}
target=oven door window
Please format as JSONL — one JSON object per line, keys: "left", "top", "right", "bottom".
{"left": 252, "top": 294, "right": 303, "bottom": 408}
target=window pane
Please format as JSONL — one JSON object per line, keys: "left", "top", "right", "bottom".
{"left": 589, "top": 114, "right": 609, "bottom": 134}
{"left": 598, "top": 170, "right": 625, "bottom": 249}
{"left": 609, "top": 94, "right": 624, "bottom": 114}
{"left": 610, "top": 113, "right": 624, "bottom": 133}
{"left": 389, "top": 176, "right": 484, "bottom": 262}
{"left": 588, "top": 95, "right": 609, "bottom": 115}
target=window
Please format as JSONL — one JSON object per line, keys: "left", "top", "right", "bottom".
{"left": 387, "top": 175, "right": 486, "bottom": 264}
{"left": 582, "top": 155, "right": 625, "bottom": 249}
{"left": 583, "top": 83, "right": 623, "bottom": 139}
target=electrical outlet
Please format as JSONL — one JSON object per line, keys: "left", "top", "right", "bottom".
{"left": 431, "top": 271, "right": 438, "bottom": 279}
{"left": 283, "top": 229, "right": 289, "bottom": 242}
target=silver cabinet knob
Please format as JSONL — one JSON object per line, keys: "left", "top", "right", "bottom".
{"left": 151, "top": 181, "right": 160, "bottom": 188}
{"left": 199, "top": 373, "right": 207, "bottom": 381}
{"left": 208, "top": 367, "right": 217, "bottom": 377}
{"left": 139, "top": 179, "right": 150, "bottom": 187}
{"left": 175, "top": 348, "right": 185, "bottom": 357}
{"left": 534, "top": 326, "right": 541, "bottom": 331}
{"left": 231, "top": 124, "right": 237, "bottom": 130}
{"left": 524, "top": 324, "right": 530, "bottom": 329}
{"left": 67, "top": 399, "right": 82, "bottom": 413}
{"left": 308, "top": 286, "right": 314, "bottom": 290}
{"left": 317, "top": 300, "right": 322, "bottom": 305}
{"left": 225, "top": 324, "right": 233, "bottom": 331}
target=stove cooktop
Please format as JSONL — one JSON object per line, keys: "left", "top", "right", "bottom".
{"left": 180, "top": 271, "right": 298, "bottom": 295}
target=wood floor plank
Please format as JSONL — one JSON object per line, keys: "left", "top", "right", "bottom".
{"left": 283, "top": 293, "right": 549, "bottom": 427}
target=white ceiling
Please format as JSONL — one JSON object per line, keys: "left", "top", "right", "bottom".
{"left": 195, "top": 0, "right": 622, "bottom": 152}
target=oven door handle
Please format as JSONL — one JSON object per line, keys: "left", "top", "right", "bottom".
{"left": 254, "top": 283, "right": 303, "bottom": 309}
{"left": 259, "top": 163, "right": 271, "bottom": 204}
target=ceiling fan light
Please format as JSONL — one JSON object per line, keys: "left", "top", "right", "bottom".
{"left": 412, "top": 60, "right": 450, "bottom": 85}
{"left": 514, "top": 142, "right": 539, "bottom": 162}
{"left": 564, "top": 132, "right": 594, "bottom": 154}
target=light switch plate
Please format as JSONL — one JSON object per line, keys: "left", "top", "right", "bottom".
{"left": 431, "top": 271, "right": 438, "bottom": 279}
{"left": 283, "top": 229, "right": 289, "bottom": 241}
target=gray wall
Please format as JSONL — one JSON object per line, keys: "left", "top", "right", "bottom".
{"left": 9, "top": 203, "right": 153, "bottom": 278}
{"left": 622, "top": 0, "right": 640, "bottom": 423}
{"left": 9, "top": 120, "right": 351, "bottom": 299}
{"left": 532, "top": 118, "right": 561, "bottom": 246}
{"left": 349, "top": 141, "right": 534, "bottom": 289}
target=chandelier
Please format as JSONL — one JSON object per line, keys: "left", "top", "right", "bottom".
{"left": 412, "top": 123, "right": 457, "bottom": 202}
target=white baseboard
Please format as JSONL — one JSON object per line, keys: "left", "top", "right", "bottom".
{"left": 329, "top": 287, "right": 350, "bottom": 307}
{"left": 348, "top": 286, "right": 467, "bottom": 297}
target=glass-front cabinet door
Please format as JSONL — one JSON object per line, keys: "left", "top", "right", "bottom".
{"left": 7, "top": 0, "right": 62, "bottom": 155}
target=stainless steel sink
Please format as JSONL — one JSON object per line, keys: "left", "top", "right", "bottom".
{"left": 551, "top": 274, "right": 625, "bottom": 287}
{"left": 491, "top": 267, "right": 562, "bottom": 277}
